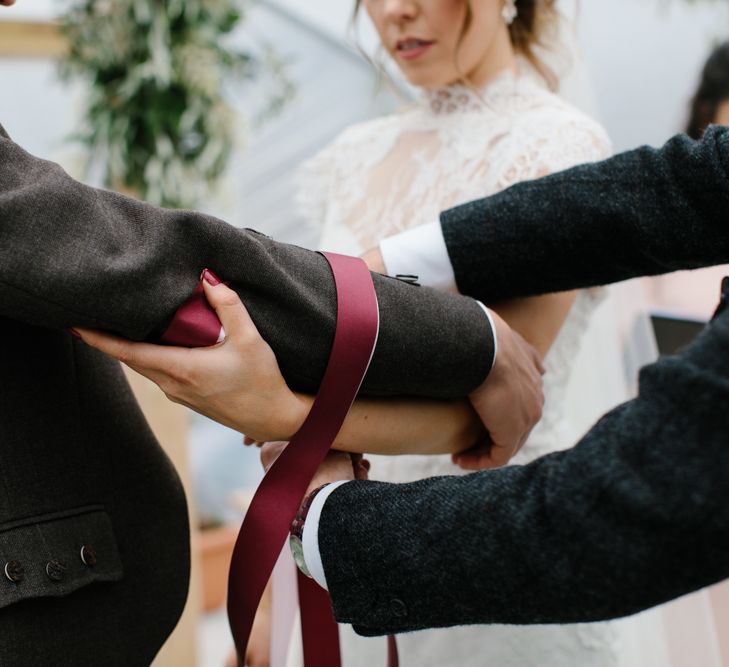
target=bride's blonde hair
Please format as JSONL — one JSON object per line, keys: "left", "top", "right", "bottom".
{"left": 352, "top": 0, "right": 560, "bottom": 89}
{"left": 502, "top": 0, "right": 559, "bottom": 87}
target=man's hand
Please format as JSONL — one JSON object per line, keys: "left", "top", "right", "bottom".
{"left": 361, "top": 247, "right": 387, "bottom": 274}
{"left": 454, "top": 310, "right": 545, "bottom": 470}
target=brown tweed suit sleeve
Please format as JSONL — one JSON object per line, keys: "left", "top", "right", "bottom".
{"left": 0, "top": 125, "right": 493, "bottom": 398}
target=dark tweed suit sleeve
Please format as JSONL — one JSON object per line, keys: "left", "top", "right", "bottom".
{"left": 319, "top": 300, "right": 729, "bottom": 634}
{"left": 441, "top": 125, "right": 729, "bottom": 302}
{"left": 0, "top": 125, "right": 493, "bottom": 398}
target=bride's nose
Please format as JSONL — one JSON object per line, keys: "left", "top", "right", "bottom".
{"left": 382, "top": 0, "right": 419, "bottom": 23}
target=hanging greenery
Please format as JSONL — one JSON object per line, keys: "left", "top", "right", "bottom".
{"left": 60, "top": 0, "right": 291, "bottom": 208}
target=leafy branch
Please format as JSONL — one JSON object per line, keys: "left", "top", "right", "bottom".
{"left": 60, "top": 0, "right": 292, "bottom": 208}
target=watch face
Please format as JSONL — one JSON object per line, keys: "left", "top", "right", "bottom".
{"left": 289, "top": 533, "right": 312, "bottom": 579}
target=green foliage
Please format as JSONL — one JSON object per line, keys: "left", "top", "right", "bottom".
{"left": 60, "top": 0, "right": 291, "bottom": 208}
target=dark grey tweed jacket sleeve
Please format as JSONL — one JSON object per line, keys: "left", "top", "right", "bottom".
{"left": 0, "top": 124, "right": 493, "bottom": 398}
{"left": 441, "top": 126, "right": 729, "bottom": 302}
{"left": 320, "top": 297, "right": 729, "bottom": 633}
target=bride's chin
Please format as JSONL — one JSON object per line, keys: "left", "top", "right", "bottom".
{"left": 401, "top": 72, "right": 453, "bottom": 90}
{"left": 392, "top": 60, "right": 454, "bottom": 90}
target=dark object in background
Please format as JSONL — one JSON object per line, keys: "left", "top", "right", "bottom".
{"left": 650, "top": 312, "right": 707, "bottom": 355}
{"left": 686, "top": 40, "right": 729, "bottom": 139}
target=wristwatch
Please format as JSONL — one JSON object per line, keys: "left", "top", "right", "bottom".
{"left": 289, "top": 484, "right": 330, "bottom": 578}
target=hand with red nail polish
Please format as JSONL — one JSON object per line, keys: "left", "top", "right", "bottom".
{"left": 74, "top": 278, "right": 309, "bottom": 441}
{"left": 201, "top": 268, "right": 221, "bottom": 286}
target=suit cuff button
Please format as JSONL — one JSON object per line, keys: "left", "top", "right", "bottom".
{"left": 4, "top": 560, "right": 24, "bottom": 584}
{"left": 80, "top": 545, "right": 97, "bottom": 567}
{"left": 46, "top": 560, "right": 67, "bottom": 582}
{"left": 390, "top": 598, "right": 408, "bottom": 618}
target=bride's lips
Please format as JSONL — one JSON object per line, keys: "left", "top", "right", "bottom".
{"left": 395, "top": 37, "right": 435, "bottom": 61}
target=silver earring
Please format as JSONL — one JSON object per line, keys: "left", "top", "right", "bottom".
{"left": 502, "top": 0, "right": 518, "bottom": 25}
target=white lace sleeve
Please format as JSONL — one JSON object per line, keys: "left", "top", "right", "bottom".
{"left": 493, "top": 111, "right": 612, "bottom": 193}
{"left": 293, "top": 116, "right": 401, "bottom": 252}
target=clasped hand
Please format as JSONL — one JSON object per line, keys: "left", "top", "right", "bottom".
{"left": 457, "top": 310, "right": 545, "bottom": 469}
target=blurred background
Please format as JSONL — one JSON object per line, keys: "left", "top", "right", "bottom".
{"left": 1, "top": 1, "right": 729, "bottom": 665}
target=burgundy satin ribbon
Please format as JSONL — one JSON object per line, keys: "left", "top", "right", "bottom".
{"left": 227, "top": 252, "right": 381, "bottom": 664}
{"left": 298, "top": 573, "right": 399, "bottom": 667}
{"left": 160, "top": 259, "right": 396, "bottom": 664}
{"left": 160, "top": 281, "right": 223, "bottom": 347}
{"left": 298, "top": 569, "right": 342, "bottom": 666}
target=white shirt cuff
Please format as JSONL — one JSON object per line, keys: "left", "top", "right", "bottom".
{"left": 379, "top": 221, "right": 457, "bottom": 292}
{"left": 476, "top": 302, "right": 498, "bottom": 371}
{"left": 301, "top": 480, "right": 350, "bottom": 591}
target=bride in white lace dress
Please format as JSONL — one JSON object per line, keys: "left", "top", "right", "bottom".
{"left": 291, "top": 1, "right": 630, "bottom": 666}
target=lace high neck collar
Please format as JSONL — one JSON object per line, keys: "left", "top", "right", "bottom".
{"left": 422, "top": 69, "right": 536, "bottom": 115}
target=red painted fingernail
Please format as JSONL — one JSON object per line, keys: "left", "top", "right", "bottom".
{"left": 201, "top": 269, "right": 221, "bottom": 286}
{"left": 67, "top": 328, "right": 81, "bottom": 339}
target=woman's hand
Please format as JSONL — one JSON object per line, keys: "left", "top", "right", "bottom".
{"left": 75, "top": 276, "right": 309, "bottom": 442}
